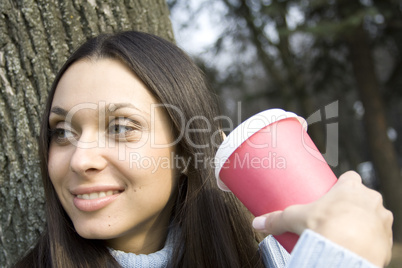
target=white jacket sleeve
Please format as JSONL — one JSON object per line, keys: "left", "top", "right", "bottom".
{"left": 259, "top": 229, "right": 378, "bottom": 268}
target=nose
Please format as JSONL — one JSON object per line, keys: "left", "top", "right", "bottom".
{"left": 70, "top": 135, "right": 108, "bottom": 176}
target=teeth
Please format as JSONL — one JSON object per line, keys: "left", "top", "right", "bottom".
{"left": 77, "top": 191, "right": 119, "bottom": 200}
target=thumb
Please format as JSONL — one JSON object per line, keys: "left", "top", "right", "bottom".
{"left": 252, "top": 205, "right": 307, "bottom": 235}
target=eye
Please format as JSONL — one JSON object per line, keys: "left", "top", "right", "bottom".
{"left": 108, "top": 117, "right": 142, "bottom": 140}
{"left": 109, "top": 124, "right": 135, "bottom": 135}
{"left": 49, "top": 126, "right": 76, "bottom": 145}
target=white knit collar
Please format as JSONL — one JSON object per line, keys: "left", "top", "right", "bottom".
{"left": 109, "top": 230, "right": 175, "bottom": 268}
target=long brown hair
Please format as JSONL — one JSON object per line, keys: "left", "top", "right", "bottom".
{"left": 15, "top": 31, "right": 264, "bottom": 268}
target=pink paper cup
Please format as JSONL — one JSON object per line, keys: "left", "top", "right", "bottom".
{"left": 215, "top": 109, "right": 337, "bottom": 252}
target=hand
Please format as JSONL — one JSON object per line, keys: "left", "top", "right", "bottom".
{"left": 252, "top": 171, "right": 393, "bottom": 267}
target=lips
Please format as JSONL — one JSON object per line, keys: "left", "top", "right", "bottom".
{"left": 77, "top": 190, "right": 120, "bottom": 200}
{"left": 71, "top": 186, "right": 124, "bottom": 212}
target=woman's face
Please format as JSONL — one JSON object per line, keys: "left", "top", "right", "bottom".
{"left": 48, "top": 58, "right": 178, "bottom": 253}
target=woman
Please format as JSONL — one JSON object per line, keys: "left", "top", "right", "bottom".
{"left": 15, "top": 31, "right": 392, "bottom": 268}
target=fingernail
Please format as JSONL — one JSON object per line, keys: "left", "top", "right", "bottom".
{"left": 252, "top": 216, "right": 267, "bottom": 230}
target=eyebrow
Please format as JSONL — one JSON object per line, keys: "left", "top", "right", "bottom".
{"left": 107, "top": 103, "right": 150, "bottom": 116}
{"left": 49, "top": 103, "right": 150, "bottom": 117}
{"left": 50, "top": 106, "right": 68, "bottom": 116}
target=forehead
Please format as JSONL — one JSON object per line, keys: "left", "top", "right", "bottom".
{"left": 52, "top": 58, "right": 157, "bottom": 112}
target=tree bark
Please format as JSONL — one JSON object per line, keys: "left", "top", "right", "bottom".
{"left": 0, "top": 0, "right": 174, "bottom": 266}
{"left": 347, "top": 24, "right": 402, "bottom": 242}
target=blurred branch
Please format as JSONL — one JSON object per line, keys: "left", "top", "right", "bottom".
{"left": 166, "top": 0, "right": 178, "bottom": 9}
{"left": 221, "top": 0, "right": 291, "bottom": 101}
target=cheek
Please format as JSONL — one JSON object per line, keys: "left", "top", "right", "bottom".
{"left": 126, "top": 148, "right": 176, "bottom": 182}
{"left": 135, "top": 162, "right": 178, "bottom": 211}
{"left": 48, "top": 147, "right": 59, "bottom": 182}
{"left": 47, "top": 145, "right": 70, "bottom": 187}
{"left": 123, "top": 146, "right": 178, "bottom": 192}
{"left": 150, "top": 148, "right": 179, "bottom": 197}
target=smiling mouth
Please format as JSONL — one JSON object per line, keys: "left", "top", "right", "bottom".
{"left": 73, "top": 190, "right": 124, "bottom": 212}
{"left": 76, "top": 190, "right": 121, "bottom": 200}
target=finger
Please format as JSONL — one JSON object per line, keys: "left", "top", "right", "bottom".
{"left": 252, "top": 205, "right": 308, "bottom": 235}
{"left": 384, "top": 209, "right": 394, "bottom": 266}
{"left": 385, "top": 235, "right": 393, "bottom": 266}
{"left": 332, "top": 171, "right": 365, "bottom": 197}
{"left": 252, "top": 211, "right": 284, "bottom": 234}
{"left": 337, "top": 170, "right": 362, "bottom": 184}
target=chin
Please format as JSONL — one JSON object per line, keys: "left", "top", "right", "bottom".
{"left": 78, "top": 230, "right": 119, "bottom": 241}
{"left": 73, "top": 222, "right": 116, "bottom": 240}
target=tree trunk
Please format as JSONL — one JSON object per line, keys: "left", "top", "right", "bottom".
{"left": 0, "top": 0, "right": 174, "bottom": 266}
{"left": 347, "top": 24, "right": 402, "bottom": 242}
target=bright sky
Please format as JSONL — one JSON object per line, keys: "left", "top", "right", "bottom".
{"left": 170, "top": 0, "right": 225, "bottom": 55}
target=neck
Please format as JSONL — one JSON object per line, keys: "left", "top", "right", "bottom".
{"left": 109, "top": 226, "right": 176, "bottom": 268}
{"left": 106, "top": 220, "right": 170, "bottom": 254}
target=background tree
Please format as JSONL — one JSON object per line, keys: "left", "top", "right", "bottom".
{"left": 0, "top": 1, "right": 173, "bottom": 267}
{"left": 170, "top": 0, "right": 402, "bottom": 242}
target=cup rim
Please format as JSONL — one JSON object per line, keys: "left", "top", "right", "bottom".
{"left": 215, "top": 109, "right": 307, "bottom": 191}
